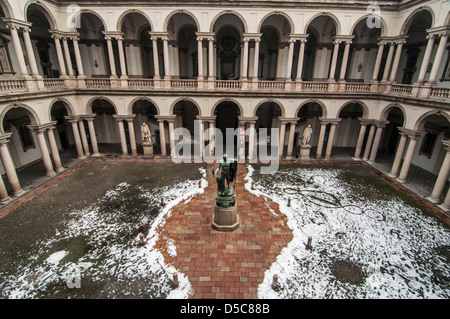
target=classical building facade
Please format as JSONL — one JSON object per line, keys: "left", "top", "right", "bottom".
{"left": 0, "top": 0, "right": 449, "bottom": 210}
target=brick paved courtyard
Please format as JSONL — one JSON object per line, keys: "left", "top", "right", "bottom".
{"left": 155, "top": 163, "right": 293, "bottom": 299}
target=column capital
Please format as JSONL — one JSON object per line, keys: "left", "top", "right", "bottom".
{"left": 279, "top": 117, "right": 299, "bottom": 125}
{"left": 238, "top": 116, "right": 259, "bottom": 125}
{"left": 0, "top": 133, "right": 13, "bottom": 145}
{"left": 242, "top": 33, "right": 262, "bottom": 41}
{"left": 333, "top": 35, "right": 354, "bottom": 44}
{"left": 2, "top": 18, "right": 32, "bottom": 30}
{"left": 374, "top": 120, "right": 390, "bottom": 128}
{"left": 112, "top": 114, "right": 136, "bottom": 121}
{"left": 195, "top": 32, "right": 215, "bottom": 41}
{"left": 80, "top": 114, "right": 97, "bottom": 121}
{"left": 358, "top": 118, "right": 374, "bottom": 126}
{"left": 49, "top": 30, "right": 65, "bottom": 40}
{"left": 149, "top": 31, "right": 169, "bottom": 40}
{"left": 196, "top": 116, "right": 216, "bottom": 123}
{"left": 27, "top": 122, "right": 57, "bottom": 133}
{"left": 102, "top": 31, "right": 124, "bottom": 40}
{"left": 155, "top": 115, "right": 176, "bottom": 122}
{"left": 64, "top": 115, "right": 81, "bottom": 123}
{"left": 319, "top": 117, "right": 342, "bottom": 125}
{"left": 290, "top": 34, "right": 308, "bottom": 43}
{"left": 426, "top": 26, "right": 450, "bottom": 37}
{"left": 442, "top": 139, "right": 450, "bottom": 152}
{"left": 397, "top": 127, "right": 426, "bottom": 139}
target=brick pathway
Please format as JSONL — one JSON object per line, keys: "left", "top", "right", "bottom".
{"left": 155, "top": 163, "right": 293, "bottom": 299}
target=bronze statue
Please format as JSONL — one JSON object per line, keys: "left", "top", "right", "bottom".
{"left": 212, "top": 153, "right": 237, "bottom": 197}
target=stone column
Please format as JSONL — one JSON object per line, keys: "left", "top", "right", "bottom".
{"left": 286, "top": 39, "right": 295, "bottom": 81}
{"left": 278, "top": 120, "right": 287, "bottom": 158}
{"left": 381, "top": 42, "right": 394, "bottom": 82}
{"left": 428, "top": 140, "right": 450, "bottom": 203}
{"left": 328, "top": 40, "right": 340, "bottom": 81}
{"left": 208, "top": 37, "right": 215, "bottom": 80}
{"left": 7, "top": 23, "right": 29, "bottom": 77}
{"left": 71, "top": 34, "right": 85, "bottom": 77}
{"left": 117, "top": 35, "right": 128, "bottom": 79}
{"left": 113, "top": 118, "right": 128, "bottom": 156}
{"left": 368, "top": 120, "right": 389, "bottom": 163}
{"left": 427, "top": 32, "right": 449, "bottom": 84}
{"left": 0, "top": 176, "right": 10, "bottom": 203}
{"left": 389, "top": 38, "right": 407, "bottom": 83}
{"left": 416, "top": 34, "right": 435, "bottom": 84}
{"left": 167, "top": 118, "right": 176, "bottom": 156}
{"left": 78, "top": 120, "right": 90, "bottom": 156}
{"left": 362, "top": 124, "right": 376, "bottom": 161}
{"left": 353, "top": 119, "right": 372, "bottom": 160}
{"left": 0, "top": 135, "right": 23, "bottom": 196}
{"left": 397, "top": 131, "right": 425, "bottom": 184}
{"left": 51, "top": 33, "right": 67, "bottom": 77}
{"left": 158, "top": 119, "right": 167, "bottom": 156}
{"left": 324, "top": 120, "right": 341, "bottom": 160}
{"left": 248, "top": 121, "right": 256, "bottom": 161}
{"left": 371, "top": 42, "right": 385, "bottom": 82}
{"left": 66, "top": 117, "right": 85, "bottom": 159}
{"left": 286, "top": 121, "right": 298, "bottom": 159}
{"left": 29, "top": 126, "right": 56, "bottom": 177}
{"left": 197, "top": 36, "right": 204, "bottom": 80}
{"left": 209, "top": 120, "right": 215, "bottom": 157}
{"left": 439, "top": 188, "right": 450, "bottom": 212}
{"left": 162, "top": 37, "right": 170, "bottom": 80}
{"left": 46, "top": 124, "right": 64, "bottom": 172}
{"left": 253, "top": 38, "right": 260, "bottom": 79}
{"left": 22, "top": 27, "right": 40, "bottom": 77}
{"left": 84, "top": 116, "right": 99, "bottom": 156}
{"left": 316, "top": 120, "right": 327, "bottom": 159}
{"left": 104, "top": 35, "right": 117, "bottom": 78}
{"left": 124, "top": 118, "right": 137, "bottom": 156}
{"left": 388, "top": 130, "right": 408, "bottom": 178}
{"left": 62, "top": 36, "right": 74, "bottom": 77}
{"left": 339, "top": 40, "right": 352, "bottom": 81}
{"left": 296, "top": 39, "right": 307, "bottom": 81}
{"left": 151, "top": 36, "right": 161, "bottom": 80}
{"left": 242, "top": 38, "right": 249, "bottom": 79}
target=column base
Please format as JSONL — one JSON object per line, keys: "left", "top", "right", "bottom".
{"left": 396, "top": 178, "right": 406, "bottom": 184}
{"left": 387, "top": 173, "right": 398, "bottom": 179}
{"left": 351, "top": 157, "right": 362, "bottom": 161}
{"left": 0, "top": 197, "right": 11, "bottom": 205}
{"left": 56, "top": 167, "right": 66, "bottom": 173}
{"left": 438, "top": 204, "right": 449, "bottom": 212}
{"left": 46, "top": 171, "right": 56, "bottom": 177}
{"left": 427, "top": 196, "right": 441, "bottom": 204}
{"left": 11, "top": 189, "right": 25, "bottom": 197}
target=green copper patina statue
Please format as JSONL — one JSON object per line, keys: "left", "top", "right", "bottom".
{"left": 211, "top": 154, "right": 239, "bottom": 231}
{"left": 212, "top": 154, "right": 237, "bottom": 206}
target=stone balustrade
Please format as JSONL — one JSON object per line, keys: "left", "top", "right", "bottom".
{"left": 0, "top": 76, "right": 449, "bottom": 101}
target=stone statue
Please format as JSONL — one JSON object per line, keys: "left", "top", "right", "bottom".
{"left": 302, "top": 125, "right": 313, "bottom": 146}
{"left": 212, "top": 154, "right": 237, "bottom": 197}
{"left": 141, "top": 123, "right": 152, "bottom": 143}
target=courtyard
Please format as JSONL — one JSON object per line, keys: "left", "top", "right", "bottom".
{"left": 0, "top": 159, "right": 448, "bottom": 299}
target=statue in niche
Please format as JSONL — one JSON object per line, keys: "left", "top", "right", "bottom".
{"left": 141, "top": 123, "right": 152, "bottom": 143}
{"left": 302, "top": 125, "right": 313, "bottom": 146}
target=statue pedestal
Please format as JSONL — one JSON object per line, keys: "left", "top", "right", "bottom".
{"left": 212, "top": 188, "right": 239, "bottom": 231}
{"left": 299, "top": 144, "right": 312, "bottom": 161}
{"left": 142, "top": 141, "right": 154, "bottom": 158}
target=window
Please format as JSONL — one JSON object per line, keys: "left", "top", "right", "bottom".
{"left": 17, "top": 125, "right": 35, "bottom": 152}
{"left": 419, "top": 130, "right": 438, "bottom": 158}
{"left": 0, "top": 36, "right": 14, "bottom": 74}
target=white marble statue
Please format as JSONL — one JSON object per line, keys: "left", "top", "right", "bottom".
{"left": 141, "top": 122, "right": 152, "bottom": 143}
{"left": 302, "top": 125, "right": 313, "bottom": 146}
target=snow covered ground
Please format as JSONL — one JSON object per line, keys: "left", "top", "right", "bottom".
{"left": 0, "top": 168, "right": 207, "bottom": 299}
{"left": 245, "top": 165, "right": 450, "bottom": 299}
